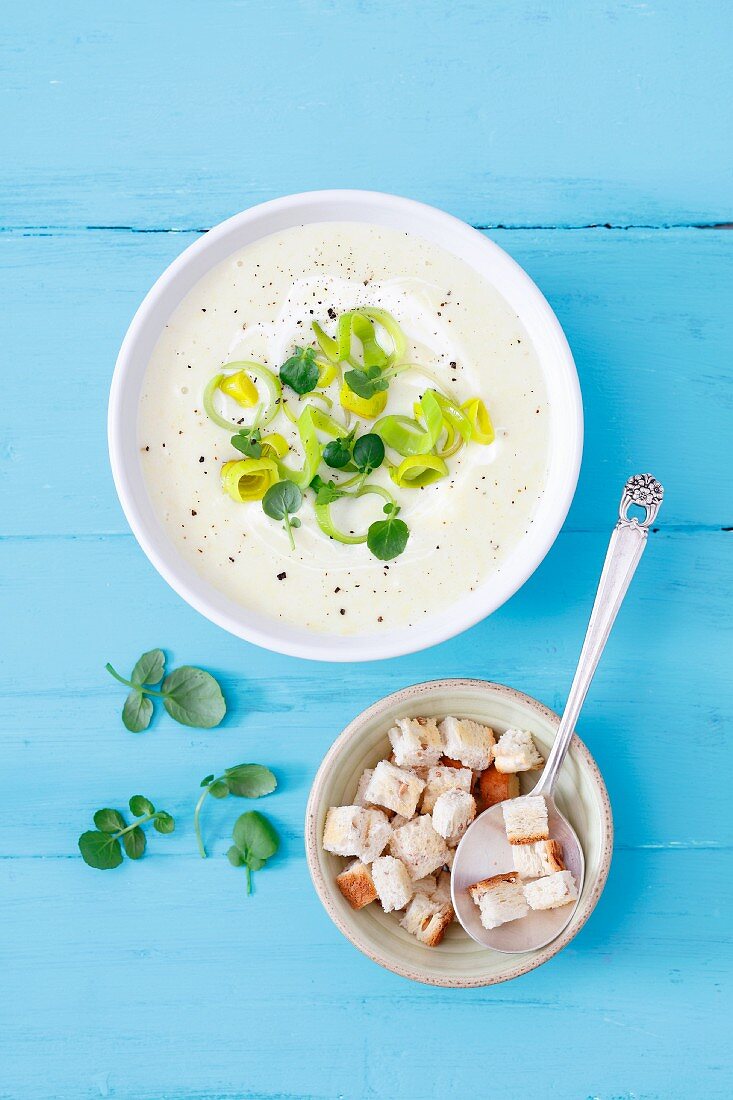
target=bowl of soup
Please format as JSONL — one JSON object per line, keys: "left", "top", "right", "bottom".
{"left": 109, "top": 190, "right": 582, "bottom": 660}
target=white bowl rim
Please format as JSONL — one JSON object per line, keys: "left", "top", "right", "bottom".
{"left": 304, "top": 677, "right": 613, "bottom": 987}
{"left": 108, "top": 189, "right": 583, "bottom": 662}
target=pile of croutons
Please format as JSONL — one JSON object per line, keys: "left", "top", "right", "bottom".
{"left": 322, "top": 715, "right": 546, "bottom": 947}
{"left": 468, "top": 794, "right": 578, "bottom": 930}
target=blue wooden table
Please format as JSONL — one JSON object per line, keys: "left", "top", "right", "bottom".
{"left": 2, "top": 3, "right": 731, "bottom": 1098}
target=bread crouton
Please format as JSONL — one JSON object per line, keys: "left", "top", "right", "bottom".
{"left": 512, "top": 839, "right": 565, "bottom": 879}
{"left": 469, "top": 872, "right": 529, "bottom": 929}
{"left": 389, "top": 814, "right": 451, "bottom": 880}
{"left": 432, "top": 869, "right": 453, "bottom": 904}
{"left": 336, "top": 860, "right": 377, "bottom": 910}
{"left": 400, "top": 892, "right": 454, "bottom": 947}
{"left": 438, "top": 716, "right": 495, "bottom": 771}
{"left": 431, "top": 789, "right": 476, "bottom": 844}
{"left": 440, "top": 756, "right": 466, "bottom": 769}
{"left": 502, "top": 795, "right": 549, "bottom": 845}
{"left": 323, "top": 806, "right": 392, "bottom": 862}
{"left": 475, "top": 765, "right": 520, "bottom": 812}
{"left": 371, "top": 855, "right": 413, "bottom": 913}
{"left": 421, "top": 764, "right": 473, "bottom": 813}
{"left": 388, "top": 717, "right": 443, "bottom": 768}
{"left": 353, "top": 768, "right": 375, "bottom": 807}
{"left": 363, "top": 760, "right": 425, "bottom": 819}
{"left": 524, "top": 869, "right": 578, "bottom": 910}
{"left": 411, "top": 873, "right": 437, "bottom": 896}
{"left": 493, "top": 728, "right": 544, "bottom": 773}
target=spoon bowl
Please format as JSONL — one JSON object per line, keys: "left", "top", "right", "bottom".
{"left": 451, "top": 796, "right": 585, "bottom": 952}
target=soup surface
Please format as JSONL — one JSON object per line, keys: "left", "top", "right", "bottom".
{"left": 138, "top": 222, "right": 550, "bottom": 634}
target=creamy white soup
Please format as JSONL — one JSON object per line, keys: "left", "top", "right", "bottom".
{"left": 138, "top": 222, "right": 549, "bottom": 634}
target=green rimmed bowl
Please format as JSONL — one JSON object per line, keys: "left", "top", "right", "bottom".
{"left": 305, "top": 679, "right": 613, "bottom": 987}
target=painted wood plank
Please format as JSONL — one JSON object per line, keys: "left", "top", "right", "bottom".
{"left": 1, "top": 849, "right": 730, "bottom": 1099}
{"left": 0, "top": 527, "right": 729, "bottom": 852}
{"left": 1, "top": 1, "right": 732, "bottom": 229}
{"left": 1, "top": 228, "right": 731, "bottom": 534}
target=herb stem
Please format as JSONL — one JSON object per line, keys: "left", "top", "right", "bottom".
{"left": 284, "top": 517, "right": 296, "bottom": 551}
{"left": 105, "top": 663, "right": 167, "bottom": 698}
{"left": 245, "top": 864, "right": 252, "bottom": 895}
{"left": 113, "top": 812, "right": 155, "bottom": 837}
{"left": 194, "top": 786, "right": 211, "bottom": 858}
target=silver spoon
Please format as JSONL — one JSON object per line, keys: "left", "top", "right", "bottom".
{"left": 451, "top": 473, "right": 664, "bottom": 953}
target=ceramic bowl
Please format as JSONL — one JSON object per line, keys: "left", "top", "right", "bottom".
{"left": 305, "top": 679, "right": 612, "bottom": 986}
{"left": 109, "top": 190, "right": 582, "bottom": 661}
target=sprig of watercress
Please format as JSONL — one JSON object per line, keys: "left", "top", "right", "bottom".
{"left": 105, "top": 649, "right": 226, "bottom": 732}
{"left": 195, "top": 764, "right": 277, "bottom": 858}
{"left": 262, "top": 481, "right": 303, "bottom": 549}
{"left": 227, "top": 811, "right": 280, "bottom": 895}
{"left": 78, "top": 795, "right": 175, "bottom": 869}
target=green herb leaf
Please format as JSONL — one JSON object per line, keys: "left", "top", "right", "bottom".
{"left": 130, "top": 648, "right": 165, "bottom": 686}
{"left": 367, "top": 504, "right": 410, "bottom": 561}
{"left": 230, "top": 811, "right": 280, "bottom": 894}
{"left": 280, "top": 347, "right": 319, "bottom": 395}
{"left": 223, "top": 764, "right": 277, "bottom": 799}
{"left": 161, "top": 667, "right": 227, "bottom": 728}
{"left": 122, "top": 826, "right": 146, "bottom": 860}
{"left": 262, "top": 480, "right": 303, "bottom": 521}
{"left": 93, "top": 808, "right": 126, "bottom": 834}
{"left": 233, "top": 811, "right": 280, "bottom": 862}
{"left": 200, "top": 774, "right": 215, "bottom": 787}
{"left": 153, "top": 811, "right": 175, "bottom": 834}
{"left": 122, "top": 690, "right": 153, "bottom": 733}
{"left": 129, "top": 795, "right": 155, "bottom": 816}
{"left": 344, "top": 368, "right": 388, "bottom": 400}
{"left": 352, "top": 433, "right": 385, "bottom": 475}
{"left": 231, "top": 428, "right": 263, "bottom": 458}
{"left": 209, "top": 779, "right": 229, "bottom": 799}
{"left": 323, "top": 437, "right": 353, "bottom": 469}
{"left": 78, "top": 830, "right": 123, "bottom": 870}
{"left": 315, "top": 480, "right": 346, "bottom": 507}
{"left": 262, "top": 480, "right": 303, "bottom": 551}
{"left": 227, "top": 845, "right": 244, "bottom": 867}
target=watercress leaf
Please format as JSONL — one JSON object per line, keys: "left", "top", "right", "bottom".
{"left": 209, "top": 779, "right": 230, "bottom": 799}
{"left": 279, "top": 347, "right": 319, "bottom": 395}
{"left": 93, "top": 808, "right": 126, "bottom": 834}
{"left": 78, "top": 830, "right": 123, "bottom": 870}
{"left": 122, "top": 690, "right": 153, "bottom": 733}
{"left": 367, "top": 511, "right": 410, "bottom": 561}
{"left": 262, "top": 480, "right": 303, "bottom": 522}
{"left": 233, "top": 811, "right": 280, "bottom": 862}
{"left": 344, "top": 368, "right": 387, "bottom": 400}
{"left": 223, "top": 764, "right": 277, "bottom": 799}
{"left": 246, "top": 855, "right": 266, "bottom": 872}
{"left": 315, "top": 480, "right": 345, "bottom": 507}
{"left": 227, "top": 845, "right": 244, "bottom": 867}
{"left": 290, "top": 517, "right": 301, "bottom": 529}
{"left": 352, "top": 433, "right": 385, "bottom": 474}
{"left": 129, "top": 795, "right": 155, "bottom": 816}
{"left": 153, "top": 811, "right": 175, "bottom": 834}
{"left": 122, "top": 826, "right": 146, "bottom": 860}
{"left": 231, "top": 429, "right": 263, "bottom": 458}
{"left": 130, "top": 648, "right": 165, "bottom": 686}
{"left": 161, "top": 666, "right": 226, "bottom": 728}
{"left": 323, "top": 437, "right": 353, "bottom": 469}
{"left": 200, "top": 774, "right": 215, "bottom": 787}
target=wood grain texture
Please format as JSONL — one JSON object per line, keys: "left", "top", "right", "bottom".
{"left": 1, "top": 0, "right": 732, "bottom": 229}
{"left": 2, "top": 1, "right": 732, "bottom": 1097}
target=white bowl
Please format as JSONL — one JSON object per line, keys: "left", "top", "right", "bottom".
{"left": 109, "top": 190, "right": 582, "bottom": 661}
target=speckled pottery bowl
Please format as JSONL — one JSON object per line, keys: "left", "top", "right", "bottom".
{"left": 305, "top": 679, "right": 612, "bottom": 987}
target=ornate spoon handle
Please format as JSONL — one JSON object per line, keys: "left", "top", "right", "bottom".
{"left": 534, "top": 474, "right": 664, "bottom": 798}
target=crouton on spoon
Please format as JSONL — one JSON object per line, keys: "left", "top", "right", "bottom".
{"left": 452, "top": 475, "right": 663, "bottom": 953}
